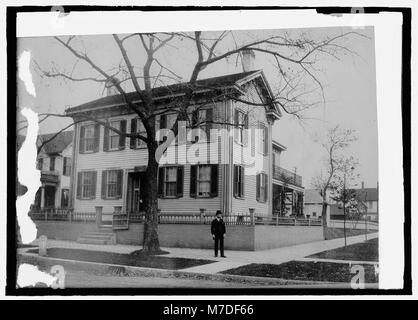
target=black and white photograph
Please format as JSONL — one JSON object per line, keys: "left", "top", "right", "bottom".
{"left": 6, "top": 5, "right": 411, "bottom": 299}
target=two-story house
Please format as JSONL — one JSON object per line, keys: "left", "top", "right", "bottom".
{"left": 65, "top": 69, "right": 282, "bottom": 221}
{"left": 32, "top": 131, "right": 73, "bottom": 210}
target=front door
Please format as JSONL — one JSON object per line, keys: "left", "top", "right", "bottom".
{"left": 127, "top": 172, "right": 146, "bottom": 213}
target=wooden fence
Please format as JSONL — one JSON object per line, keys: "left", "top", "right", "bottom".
{"left": 29, "top": 209, "right": 322, "bottom": 230}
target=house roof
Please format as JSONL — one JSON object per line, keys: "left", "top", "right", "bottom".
{"left": 65, "top": 70, "right": 281, "bottom": 117}
{"left": 38, "top": 130, "right": 73, "bottom": 154}
{"left": 352, "top": 188, "right": 378, "bottom": 201}
{"left": 304, "top": 189, "right": 323, "bottom": 204}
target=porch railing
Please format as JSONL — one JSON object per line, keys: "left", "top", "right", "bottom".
{"left": 273, "top": 166, "right": 303, "bottom": 187}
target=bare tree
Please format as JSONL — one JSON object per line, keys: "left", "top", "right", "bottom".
{"left": 28, "top": 30, "right": 365, "bottom": 253}
{"left": 311, "top": 125, "right": 357, "bottom": 227}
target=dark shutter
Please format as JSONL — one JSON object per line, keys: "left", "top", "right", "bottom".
{"left": 240, "top": 166, "right": 245, "bottom": 197}
{"left": 264, "top": 174, "right": 268, "bottom": 202}
{"left": 79, "top": 126, "right": 85, "bottom": 154}
{"left": 103, "top": 124, "right": 109, "bottom": 151}
{"left": 116, "top": 169, "right": 123, "bottom": 198}
{"left": 256, "top": 173, "right": 260, "bottom": 201}
{"left": 233, "top": 165, "right": 238, "bottom": 197}
{"left": 63, "top": 157, "right": 67, "bottom": 175}
{"left": 205, "top": 109, "right": 213, "bottom": 142}
{"left": 158, "top": 167, "right": 164, "bottom": 198}
{"left": 210, "top": 164, "right": 218, "bottom": 197}
{"left": 91, "top": 171, "right": 97, "bottom": 199}
{"left": 160, "top": 114, "right": 167, "bottom": 142}
{"left": 130, "top": 118, "right": 137, "bottom": 149}
{"left": 119, "top": 120, "right": 126, "bottom": 150}
{"left": 93, "top": 124, "right": 100, "bottom": 152}
{"left": 191, "top": 111, "right": 198, "bottom": 143}
{"left": 76, "top": 172, "right": 82, "bottom": 199}
{"left": 101, "top": 170, "right": 107, "bottom": 199}
{"left": 176, "top": 166, "right": 183, "bottom": 198}
{"left": 190, "top": 165, "right": 197, "bottom": 198}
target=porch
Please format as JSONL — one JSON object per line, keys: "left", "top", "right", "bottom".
{"left": 272, "top": 166, "right": 304, "bottom": 217}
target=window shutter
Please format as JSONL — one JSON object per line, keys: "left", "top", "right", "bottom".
{"left": 158, "top": 167, "right": 164, "bottom": 198}
{"left": 233, "top": 165, "right": 238, "bottom": 197}
{"left": 256, "top": 173, "right": 260, "bottom": 201}
{"left": 240, "top": 166, "right": 245, "bottom": 198}
{"left": 91, "top": 171, "right": 97, "bottom": 199}
{"left": 130, "top": 118, "right": 137, "bottom": 149}
{"left": 79, "top": 126, "right": 85, "bottom": 154}
{"left": 93, "top": 124, "right": 100, "bottom": 152}
{"left": 210, "top": 164, "right": 218, "bottom": 197}
{"left": 205, "top": 109, "right": 213, "bottom": 142}
{"left": 76, "top": 172, "right": 82, "bottom": 199}
{"left": 119, "top": 120, "right": 126, "bottom": 150}
{"left": 190, "top": 165, "right": 197, "bottom": 198}
{"left": 101, "top": 171, "right": 107, "bottom": 199}
{"left": 103, "top": 124, "right": 109, "bottom": 151}
{"left": 160, "top": 114, "right": 167, "bottom": 142}
{"left": 117, "top": 169, "right": 123, "bottom": 198}
{"left": 264, "top": 174, "right": 268, "bottom": 202}
{"left": 176, "top": 166, "right": 184, "bottom": 198}
{"left": 63, "top": 157, "right": 67, "bottom": 175}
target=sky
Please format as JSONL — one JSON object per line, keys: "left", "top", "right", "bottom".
{"left": 17, "top": 26, "right": 378, "bottom": 189}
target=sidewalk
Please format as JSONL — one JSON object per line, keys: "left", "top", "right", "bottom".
{"left": 22, "top": 232, "right": 378, "bottom": 274}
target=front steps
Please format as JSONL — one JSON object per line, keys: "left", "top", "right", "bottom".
{"left": 77, "top": 227, "right": 116, "bottom": 245}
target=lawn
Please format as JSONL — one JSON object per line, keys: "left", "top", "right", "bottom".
{"left": 307, "top": 238, "right": 378, "bottom": 262}
{"left": 27, "top": 248, "right": 216, "bottom": 270}
{"left": 221, "top": 261, "right": 378, "bottom": 283}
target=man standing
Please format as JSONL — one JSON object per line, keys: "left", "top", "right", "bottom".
{"left": 211, "top": 210, "right": 226, "bottom": 258}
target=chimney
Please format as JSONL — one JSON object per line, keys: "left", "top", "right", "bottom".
{"left": 241, "top": 49, "right": 256, "bottom": 72}
{"left": 105, "top": 78, "right": 118, "bottom": 96}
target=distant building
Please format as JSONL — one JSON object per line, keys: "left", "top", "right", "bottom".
{"left": 32, "top": 131, "right": 74, "bottom": 209}
{"left": 303, "top": 189, "right": 327, "bottom": 219}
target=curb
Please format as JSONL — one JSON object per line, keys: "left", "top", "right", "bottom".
{"left": 18, "top": 253, "right": 347, "bottom": 287}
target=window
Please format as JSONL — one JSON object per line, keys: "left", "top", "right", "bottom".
{"left": 164, "top": 167, "right": 177, "bottom": 197}
{"left": 101, "top": 170, "right": 123, "bottom": 199}
{"left": 133, "top": 118, "right": 146, "bottom": 148}
{"left": 107, "top": 170, "right": 118, "bottom": 198}
{"left": 109, "top": 120, "right": 121, "bottom": 150}
{"left": 63, "top": 157, "right": 71, "bottom": 176}
{"left": 49, "top": 156, "right": 55, "bottom": 171}
{"left": 258, "top": 123, "right": 268, "bottom": 155}
{"left": 37, "top": 158, "right": 43, "bottom": 170}
{"left": 190, "top": 164, "right": 218, "bottom": 198}
{"left": 77, "top": 171, "right": 97, "bottom": 199}
{"left": 61, "top": 189, "right": 69, "bottom": 208}
{"left": 158, "top": 166, "right": 184, "bottom": 198}
{"left": 256, "top": 173, "right": 268, "bottom": 202}
{"left": 197, "top": 165, "right": 212, "bottom": 197}
{"left": 234, "top": 165, "right": 245, "bottom": 198}
{"left": 81, "top": 124, "right": 96, "bottom": 152}
{"left": 159, "top": 114, "right": 178, "bottom": 143}
{"left": 192, "top": 109, "right": 213, "bottom": 142}
{"left": 234, "top": 110, "right": 248, "bottom": 145}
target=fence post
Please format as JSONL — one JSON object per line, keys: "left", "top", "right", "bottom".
{"left": 294, "top": 217, "right": 297, "bottom": 226}
{"left": 157, "top": 209, "right": 161, "bottom": 224}
{"left": 249, "top": 208, "right": 255, "bottom": 226}
{"left": 44, "top": 209, "right": 47, "bottom": 221}
{"left": 200, "top": 208, "right": 206, "bottom": 224}
{"left": 95, "top": 206, "right": 103, "bottom": 226}
{"left": 308, "top": 218, "right": 311, "bottom": 226}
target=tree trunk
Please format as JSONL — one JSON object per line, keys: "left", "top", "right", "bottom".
{"left": 321, "top": 201, "right": 328, "bottom": 227}
{"left": 142, "top": 142, "right": 161, "bottom": 253}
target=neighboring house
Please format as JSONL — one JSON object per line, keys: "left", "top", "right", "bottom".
{"left": 303, "top": 189, "right": 327, "bottom": 219}
{"left": 32, "top": 131, "right": 73, "bottom": 210}
{"left": 65, "top": 68, "right": 283, "bottom": 220}
{"left": 329, "top": 187, "right": 378, "bottom": 222}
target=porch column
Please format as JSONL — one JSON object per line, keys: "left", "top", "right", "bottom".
{"left": 267, "top": 116, "right": 274, "bottom": 216}
{"left": 40, "top": 185, "right": 45, "bottom": 209}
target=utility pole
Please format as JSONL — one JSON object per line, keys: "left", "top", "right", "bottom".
{"left": 343, "top": 172, "right": 347, "bottom": 247}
